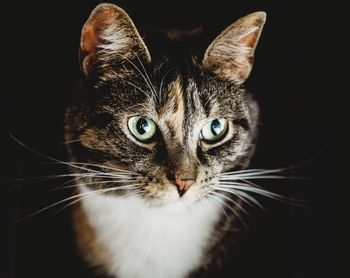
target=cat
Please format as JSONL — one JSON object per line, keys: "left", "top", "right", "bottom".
{"left": 64, "top": 3, "right": 266, "bottom": 278}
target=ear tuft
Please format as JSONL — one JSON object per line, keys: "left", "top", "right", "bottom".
{"left": 80, "top": 4, "right": 151, "bottom": 75}
{"left": 202, "top": 11, "right": 266, "bottom": 84}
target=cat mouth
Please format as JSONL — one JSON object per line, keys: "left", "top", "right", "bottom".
{"left": 138, "top": 184, "right": 204, "bottom": 207}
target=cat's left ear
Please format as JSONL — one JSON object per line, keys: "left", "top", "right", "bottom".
{"left": 80, "top": 3, "right": 151, "bottom": 75}
{"left": 202, "top": 12, "right": 266, "bottom": 85}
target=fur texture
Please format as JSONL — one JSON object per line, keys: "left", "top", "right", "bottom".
{"left": 78, "top": 185, "right": 221, "bottom": 278}
{"left": 65, "top": 3, "right": 266, "bottom": 278}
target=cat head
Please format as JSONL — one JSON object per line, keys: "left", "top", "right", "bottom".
{"left": 65, "top": 3, "right": 266, "bottom": 206}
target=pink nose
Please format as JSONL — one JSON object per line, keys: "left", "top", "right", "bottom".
{"left": 175, "top": 175, "right": 195, "bottom": 197}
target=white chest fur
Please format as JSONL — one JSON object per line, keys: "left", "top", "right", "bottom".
{"left": 79, "top": 186, "right": 221, "bottom": 278}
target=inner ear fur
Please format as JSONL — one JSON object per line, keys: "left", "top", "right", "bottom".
{"left": 80, "top": 3, "right": 151, "bottom": 75}
{"left": 202, "top": 12, "right": 266, "bottom": 85}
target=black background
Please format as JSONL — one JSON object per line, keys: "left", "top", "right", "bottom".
{"left": 3, "top": 0, "right": 349, "bottom": 277}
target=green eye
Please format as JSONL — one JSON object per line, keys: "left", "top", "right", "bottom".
{"left": 200, "top": 118, "right": 228, "bottom": 142}
{"left": 128, "top": 116, "right": 157, "bottom": 142}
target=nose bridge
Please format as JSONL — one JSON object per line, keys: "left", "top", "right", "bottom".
{"left": 171, "top": 148, "right": 197, "bottom": 197}
{"left": 166, "top": 141, "right": 198, "bottom": 197}
{"left": 173, "top": 148, "right": 198, "bottom": 178}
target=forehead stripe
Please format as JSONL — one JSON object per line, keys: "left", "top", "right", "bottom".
{"left": 163, "top": 77, "right": 185, "bottom": 143}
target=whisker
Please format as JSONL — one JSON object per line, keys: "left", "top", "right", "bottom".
{"left": 16, "top": 188, "right": 111, "bottom": 222}
{"left": 213, "top": 186, "right": 265, "bottom": 211}
{"left": 209, "top": 192, "right": 248, "bottom": 229}
{"left": 52, "top": 179, "right": 138, "bottom": 191}
{"left": 59, "top": 139, "right": 82, "bottom": 145}
{"left": 220, "top": 168, "right": 284, "bottom": 176}
{"left": 61, "top": 161, "right": 136, "bottom": 174}
{"left": 123, "top": 79, "right": 152, "bottom": 101}
{"left": 14, "top": 172, "right": 136, "bottom": 184}
{"left": 219, "top": 175, "right": 306, "bottom": 180}
{"left": 51, "top": 163, "right": 137, "bottom": 179}
{"left": 124, "top": 57, "right": 157, "bottom": 102}
{"left": 53, "top": 184, "right": 143, "bottom": 214}
{"left": 10, "top": 134, "right": 139, "bottom": 180}
{"left": 16, "top": 184, "right": 142, "bottom": 223}
{"left": 50, "top": 176, "right": 90, "bottom": 191}
{"left": 10, "top": 135, "right": 131, "bottom": 177}
{"left": 158, "top": 67, "right": 174, "bottom": 104}
{"left": 210, "top": 190, "right": 250, "bottom": 217}
{"left": 218, "top": 183, "right": 284, "bottom": 198}
{"left": 221, "top": 161, "right": 312, "bottom": 177}
{"left": 208, "top": 194, "right": 231, "bottom": 222}
{"left": 15, "top": 173, "right": 98, "bottom": 181}
{"left": 144, "top": 191, "right": 157, "bottom": 200}
{"left": 9, "top": 175, "right": 95, "bottom": 188}
{"left": 219, "top": 181, "right": 309, "bottom": 208}
{"left": 134, "top": 54, "right": 158, "bottom": 99}
{"left": 241, "top": 179, "right": 265, "bottom": 189}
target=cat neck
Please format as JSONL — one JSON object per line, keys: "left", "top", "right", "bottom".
{"left": 74, "top": 185, "right": 222, "bottom": 278}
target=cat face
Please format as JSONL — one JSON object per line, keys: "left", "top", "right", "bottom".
{"left": 65, "top": 4, "right": 265, "bottom": 206}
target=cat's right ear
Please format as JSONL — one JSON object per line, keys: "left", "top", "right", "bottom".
{"left": 79, "top": 4, "right": 151, "bottom": 76}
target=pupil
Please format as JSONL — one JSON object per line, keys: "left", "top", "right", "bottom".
{"left": 136, "top": 118, "right": 149, "bottom": 135}
{"left": 211, "top": 120, "right": 221, "bottom": 136}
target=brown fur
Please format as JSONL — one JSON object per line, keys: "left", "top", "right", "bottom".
{"left": 64, "top": 3, "right": 266, "bottom": 277}
{"left": 161, "top": 77, "right": 185, "bottom": 142}
{"left": 72, "top": 201, "right": 111, "bottom": 274}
